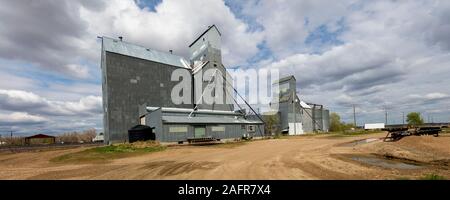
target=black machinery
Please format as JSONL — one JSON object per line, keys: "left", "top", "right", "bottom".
{"left": 383, "top": 126, "right": 442, "bottom": 141}
{"left": 128, "top": 125, "right": 155, "bottom": 143}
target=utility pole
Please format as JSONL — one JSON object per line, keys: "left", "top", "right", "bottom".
{"left": 353, "top": 104, "right": 356, "bottom": 127}
{"left": 402, "top": 112, "right": 405, "bottom": 127}
{"left": 385, "top": 107, "right": 388, "bottom": 125}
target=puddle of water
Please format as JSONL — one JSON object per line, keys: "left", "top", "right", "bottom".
{"left": 342, "top": 138, "right": 380, "bottom": 147}
{"left": 351, "top": 156, "right": 424, "bottom": 170}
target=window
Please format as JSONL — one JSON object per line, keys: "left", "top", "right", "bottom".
{"left": 169, "top": 126, "right": 188, "bottom": 133}
{"left": 212, "top": 126, "right": 225, "bottom": 132}
{"left": 247, "top": 125, "right": 256, "bottom": 132}
{"left": 140, "top": 116, "right": 146, "bottom": 125}
{"left": 279, "top": 82, "right": 290, "bottom": 93}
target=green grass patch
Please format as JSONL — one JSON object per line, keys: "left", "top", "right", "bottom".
{"left": 420, "top": 174, "right": 447, "bottom": 180}
{"left": 51, "top": 141, "right": 166, "bottom": 164}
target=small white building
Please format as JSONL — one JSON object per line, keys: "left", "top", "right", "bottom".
{"left": 364, "top": 123, "right": 385, "bottom": 130}
{"left": 92, "top": 133, "right": 104, "bottom": 143}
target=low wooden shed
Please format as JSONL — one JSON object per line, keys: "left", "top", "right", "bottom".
{"left": 24, "top": 134, "right": 56, "bottom": 145}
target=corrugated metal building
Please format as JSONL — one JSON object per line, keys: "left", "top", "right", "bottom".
{"left": 266, "top": 76, "right": 330, "bottom": 134}
{"left": 101, "top": 25, "right": 263, "bottom": 144}
{"left": 139, "top": 106, "right": 264, "bottom": 142}
{"left": 100, "top": 37, "right": 193, "bottom": 144}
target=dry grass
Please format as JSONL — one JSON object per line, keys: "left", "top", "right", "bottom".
{"left": 327, "top": 130, "right": 384, "bottom": 138}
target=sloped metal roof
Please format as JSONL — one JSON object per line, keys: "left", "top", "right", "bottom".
{"left": 102, "top": 37, "right": 190, "bottom": 69}
{"left": 275, "top": 75, "right": 296, "bottom": 83}
{"left": 300, "top": 100, "right": 312, "bottom": 109}
{"left": 162, "top": 116, "right": 263, "bottom": 124}
{"left": 188, "top": 24, "right": 222, "bottom": 48}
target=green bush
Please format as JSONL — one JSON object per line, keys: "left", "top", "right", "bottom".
{"left": 420, "top": 174, "right": 446, "bottom": 180}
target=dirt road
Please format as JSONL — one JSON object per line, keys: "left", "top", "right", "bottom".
{"left": 0, "top": 133, "right": 449, "bottom": 180}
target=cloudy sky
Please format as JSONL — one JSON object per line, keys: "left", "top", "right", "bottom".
{"left": 1, "top": 0, "right": 450, "bottom": 136}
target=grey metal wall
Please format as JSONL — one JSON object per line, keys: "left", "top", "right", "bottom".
{"left": 147, "top": 109, "right": 163, "bottom": 141}
{"left": 278, "top": 102, "right": 290, "bottom": 130}
{"left": 157, "top": 123, "right": 264, "bottom": 142}
{"left": 322, "top": 109, "right": 330, "bottom": 132}
{"left": 301, "top": 108, "right": 313, "bottom": 132}
{"left": 193, "top": 61, "right": 234, "bottom": 111}
{"left": 190, "top": 26, "right": 233, "bottom": 112}
{"left": 313, "top": 108, "right": 324, "bottom": 131}
{"left": 103, "top": 52, "right": 192, "bottom": 144}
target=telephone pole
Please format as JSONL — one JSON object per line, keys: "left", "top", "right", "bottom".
{"left": 353, "top": 104, "right": 356, "bottom": 127}
{"left": 402, "top": 112, "right": 405, "bottom": 127}
{"left": 384, "top": 107, "right": 388, "bottom": 125}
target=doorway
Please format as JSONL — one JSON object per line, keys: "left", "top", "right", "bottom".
{"left": 194, "top": 126, "right": 206, "bottom": 138}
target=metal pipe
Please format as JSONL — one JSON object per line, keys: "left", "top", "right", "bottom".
{"left": 146, "top": 107, "right": 244, "bottom": 116}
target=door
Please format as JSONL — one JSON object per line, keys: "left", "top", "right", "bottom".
{"left": 194, "top": 126, "right": 206, "bottom": 138}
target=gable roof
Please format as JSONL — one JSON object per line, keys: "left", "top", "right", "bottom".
{"left": 275, "top": 75, "right": 296, "bottom": 84}
{"left": 102, "top": 37, "right": 190, "bottom": 69}
{"left": 25, "top": 134, "right": 55, "bottom": 139}
{"left": 188, "top": 25, "right": 222, "bottom": 48}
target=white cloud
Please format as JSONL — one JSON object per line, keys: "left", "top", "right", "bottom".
{"left": 0, "top": 112, "right": 48, "bottom": 126}
{"left": 242, "top": 0, "right": 354, "bottom": 57}
{"left": 1, "top": 0, "right": 450, "bottom": 132}
{"left": 264, "top": 41, "right": 404, "bottom": 93}
{"left": 65, "top": 64, "right": 90, "bottom": 79}
{"left": 409, "top": 93, "right": 450, "bottom": 101}
{"left": 0, "top": 89, "right": 102, "bottom": 117}
{"left": 79, "top": 0, "right": 263, "bottom": 66}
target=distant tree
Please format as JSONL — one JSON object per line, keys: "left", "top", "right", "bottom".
{"left": 407, "top": 112, "right": 424, "bottom": 127}
{"left": 57, "top": 129, "right": 97, "bottom": 143}
{"left": 263, "top": 114, "right": 280, "bottom": 136}
{"left": 330, "top": 112, "right": 342, "bottom": 132}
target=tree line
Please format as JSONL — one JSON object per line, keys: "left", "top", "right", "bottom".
{"left": 330, "top": 112, "right": 426, "bottom": 132}
{"left": 0, "top": 129, "right": 98, "bottom": 146}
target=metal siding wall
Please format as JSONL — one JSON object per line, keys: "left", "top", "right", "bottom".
{"left": 301, "top": 108, "right": 314, "bottom": 132}
{"left": 101, "top": 45, "right": 110, "bottom": 144}
{"left": 104, "top": 52, "right": 193, "bottom": 144}
{"left": 279, "top": 102, "right": 289, "bottom": 130}
{"left": 313, "top": 108, "right": 324, "bottom": 131}
{"left": 157, "top": 123, "right": 256, "bottom": 142}
{"left": 193, "top": 60, "right": 233, "bottom": 111}
{"left": 322, "top": 110, "right": 330, "bottom": 132}
{"left": 209, "top": 125, "right": 226, "bottom": 139}
{"left": 147, "top": 110, "right": 163, "bottom": 141}
{"left": 163, "top": 124, "right": 189, "bottom": 142}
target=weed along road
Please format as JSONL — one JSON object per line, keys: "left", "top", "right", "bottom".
{"left": 0, "top": 132, "right": 449, "bottom": 180}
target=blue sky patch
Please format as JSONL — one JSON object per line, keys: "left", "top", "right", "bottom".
{"left": 305, "top": 18, "right": 347, "bottom": 53}
{"left": 134, "top": 0, "right": 162, "bottom": 11}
